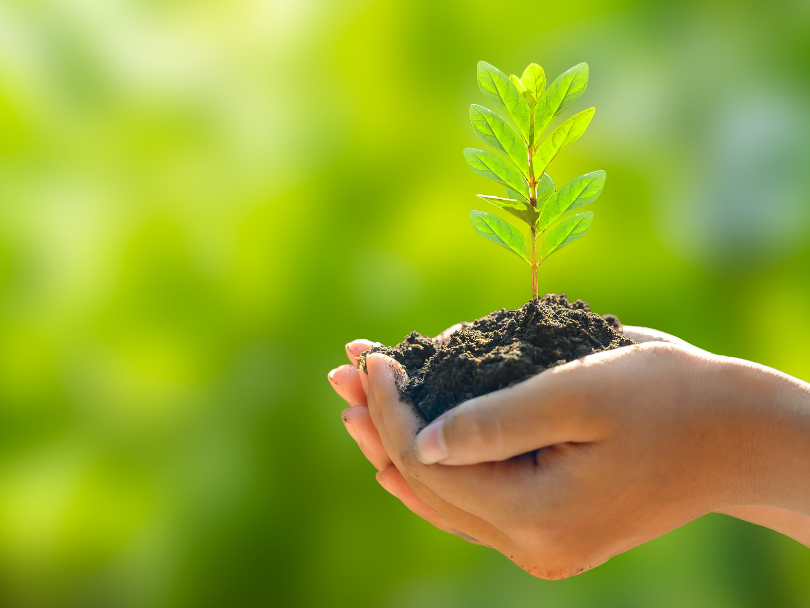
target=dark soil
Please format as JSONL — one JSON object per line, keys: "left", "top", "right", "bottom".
{"left": 359, "top": 293, "right": 635, "bottom": 423}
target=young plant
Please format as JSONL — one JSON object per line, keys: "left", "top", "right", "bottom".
{"left": 465, "top": 61, "right": 606, "bottom": 300}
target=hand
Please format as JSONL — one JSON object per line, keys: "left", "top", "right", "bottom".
{"left": 328, "top": 326, "right": 810, "bottom": 577}
{"left": 328, "top": 329, "right": 475, "bottom": 538}
{"left": 327, "top": 325, "right": 680, "bottom": 538}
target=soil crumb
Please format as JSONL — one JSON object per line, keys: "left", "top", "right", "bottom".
{"left": 359, "top": 293, "right": 635, "bottom": 422}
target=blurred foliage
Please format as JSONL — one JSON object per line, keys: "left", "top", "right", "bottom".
{"left": 1, "top": 0, "right": 810, "bottom": 606}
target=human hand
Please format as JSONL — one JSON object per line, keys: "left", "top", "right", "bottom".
{"left": 328, "top": 327, "right": 473, "bottom": 538}
{"left": 328, "top": 326, "right": 810, "bottom": 577}
{"left": 327, "top": 324, "right": 694, "bottom": 526}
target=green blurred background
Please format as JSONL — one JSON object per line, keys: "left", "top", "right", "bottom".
{"left": 1, "top": 0, "right": 810, "bottom": 606}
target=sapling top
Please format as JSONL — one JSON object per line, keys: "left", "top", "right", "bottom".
{"left": 465, "top": 61, "right": 606, "bottom": 300}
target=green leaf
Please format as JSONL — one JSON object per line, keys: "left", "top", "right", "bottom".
{"left": 536, "top": 173, "right": 555, "bottom": 205}
{"left": 533, "top": 107, "right": 595, "bottom": 179}
{"left": 505, "top": 186, "right": 524, "bottom": 201}
{"left": 464, "top": 148, "right": 530, "bottom": 200}
{"left": 469, "top": 105, "right": 530, "bottom": 176}
{"left": 504, "top": 175, "right": 552, "bottom": 205}
{"left": 539, "top": 211, "right": 593, "bottom": 261}
{"left": 538, "top": 170, "right": 606, "bottom": 231}
{"left": 510, "top": 75, "right": 535, "bottom": 106}
{"left": 533, "top": 63, "right": 589, "bottom": 147}
{"left": 476, "top": 195, "right": 539, "bottom": 226}
{"left": 469, "top": 210, "right": 529, "bottom": 263}
{"left": 477, "top": 61, "right": 531, "bottom": 141}
{"left": 520, "top": 63, "right": 546, "bottom": 105}
{"left": 510, "top": 75, "right": 527, "bottom": 92}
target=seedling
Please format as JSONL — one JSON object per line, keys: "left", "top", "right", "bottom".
{"left": 465, "top": 61, "right": 606, "bottom": 300}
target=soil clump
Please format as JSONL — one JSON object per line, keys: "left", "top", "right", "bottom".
{"left": 360, "top": 293, "right": 635, "bottom": 422}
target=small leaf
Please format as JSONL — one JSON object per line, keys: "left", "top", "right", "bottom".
{"left": 510, "top": 75, "right": 527, "bottom": 93}
{"left": 469, "top": 210, "right": 529, "bottom": 263}
{"left": 477, "top": 195, "right": 539, "bottom": 226}
{"left": 505, "top": 186, "right": 524, "bottom": 201}
{"left": 520, "top": 63, "right": 546, "bottom": 105}
{"left": 477, "top": 61, "right": 531, "bottom": 141}
{"left": 533, "top": 63, "right": 589, "bottom": 147}
{"left": 538, "top": 170, "right": 606, "bottom": 232}
{"left": 464, "top": 148, "right": 530, "bottom": 200}
{"left": 533, "top": 107, "right": 595, "bottom": 179}
{"left": 506, "top": 176, "right": 552, "bottom": 207}
{"left": 535, "top": 173, "right": 555, "bottom": 205}
{"left": 539, "top": 211, "right": 593, "bottom": 261}
{"left": 469, "top": 105, "right": 530, "bottom": 176}
{"left": 511, "top": 75, "right": 535, "bottom": 105}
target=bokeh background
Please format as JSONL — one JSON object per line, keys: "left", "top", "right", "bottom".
{"left": 1, "top": 0, "right": 810, "bottom": 606}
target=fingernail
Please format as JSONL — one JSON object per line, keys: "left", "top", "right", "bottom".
{"left": 414, "top": 419, "right": 448, "bottom": 465}
{"left": 328, "top": 368, "right": 338, "bottom": 383}
{"left": 376, "top": 470, "right": 391, "bottom": 493}
{"left": 341, "top": 411, "right": 359, "bottom": 443}
{"left": 346, "top": 340, "right": 376, "bottom": 360}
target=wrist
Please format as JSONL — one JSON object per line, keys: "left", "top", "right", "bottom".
{"left": 717, "top": 355, "right": 810, "bottom": 515}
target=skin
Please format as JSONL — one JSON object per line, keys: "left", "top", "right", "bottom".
{"left": 327, "top": 327, "right": 810, "bottom": 579}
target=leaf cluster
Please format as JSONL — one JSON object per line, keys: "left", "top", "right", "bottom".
{"left": 465, "top": 61, "right": 606, "bottom": 269}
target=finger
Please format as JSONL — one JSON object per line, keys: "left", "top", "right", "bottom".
{"left": 366, "top": 353, "right": 532, "bottom": 530}
{"left": 342, "top": 400, "right": 478, "bottom": 542}
{"left": 433, "top": 322, "right": 467, "bottom": 344}
{"left": 345, "top": 339, "right": 378, "bottom": 365}
{"left": 364, "top": 355, "right": 513, "bottom": 547}
{"left": 376, "top": 465, "right": 469, "bottom": 539}
{"left": 622, "top": 326, "right": 693, "bottom": 347}
{"left": 328, "top": 365, "right": 368, "bottom": 407}
{"left": 358, "top": 363, "right": 369, "bottom": 396}
{"left": 342, "top": 406, "right": 391, "bottom": 471}
{"left": 411, "top": 353, "right": 607, "bottom": 466}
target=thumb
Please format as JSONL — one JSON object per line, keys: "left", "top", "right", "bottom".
{"left": 413, "top": 363, "right": 596, "bottom": 466}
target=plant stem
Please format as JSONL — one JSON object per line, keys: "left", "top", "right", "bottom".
{"left": 530, "top": 226, "right": 538, "bottom": 299}
{"left": 527, "top": 120, "right": 539, "bottom": 301}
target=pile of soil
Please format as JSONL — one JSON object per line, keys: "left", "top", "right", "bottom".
{"left": 359, "top": 293, "right": 635, "bottom": 422}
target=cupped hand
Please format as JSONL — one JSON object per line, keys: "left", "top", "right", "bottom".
{"left": 328, "top": 325, "right": 697, "bottom": 537}
{"left": 328, "top": 326, "right": 810, "bottom": 577}
{"left": 328, "top": 338, "right": 465, "bottom": 537}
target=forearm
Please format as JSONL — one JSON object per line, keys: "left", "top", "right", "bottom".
{"left": 715, "top": 506, "right": 810, "bottom": 547}
{"left": 720, "top": 355, "right": 810, "bottom": 517}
